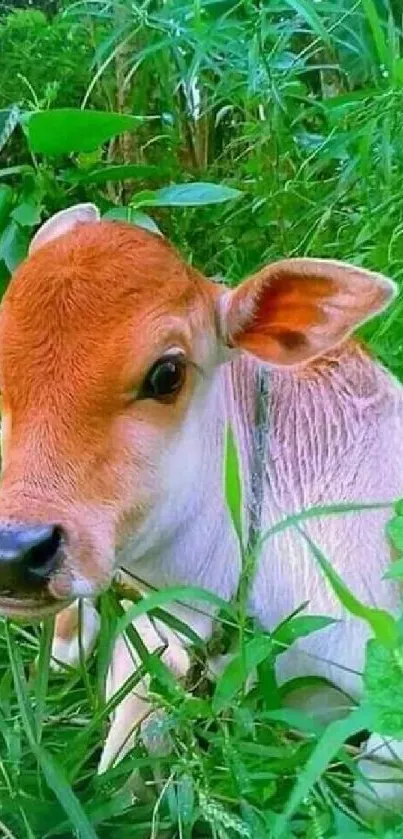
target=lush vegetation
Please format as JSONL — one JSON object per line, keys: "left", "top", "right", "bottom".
{"left": 2, "top": 1, "right": 403, "bottom": 837}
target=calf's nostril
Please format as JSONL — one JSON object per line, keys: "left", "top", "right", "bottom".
{"left": 0, "top": 523, "right": 63, "bottom": 593}
{"left": 25, "top": 526, "right": 62, "bottom": 579}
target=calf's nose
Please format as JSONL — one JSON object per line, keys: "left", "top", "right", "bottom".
{"left": 0, "top": 524, "right": 62, "bottom": 593}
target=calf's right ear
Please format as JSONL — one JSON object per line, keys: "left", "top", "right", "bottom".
{"left": 216, "top": 258, "right": 396, "bottom": 367}
{"left": 29, "top": 203, "right": 100, "bottom": 255}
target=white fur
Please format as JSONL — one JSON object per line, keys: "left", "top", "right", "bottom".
{"left": 98, "top": 342, "right": 403, "bottom": 810}
{"left": 53, "top": 319, "right": 403, "bottom": 809}
{"left": 51, "top": 599, "right": 100, "bottom": 671}
{"left": 117, "top": 346, "right": 402, "bottom": 696}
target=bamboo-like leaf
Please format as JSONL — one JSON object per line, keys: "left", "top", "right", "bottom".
{"left": 131, "top": 182, "right": 242, "bottom": 208}
{"left": 22, "top": 109, "right": 143, "bottom": 156}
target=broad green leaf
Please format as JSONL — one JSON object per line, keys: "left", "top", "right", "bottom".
{"left": 11, "top": 201, "right": 41, "bottom": 228}
{"left": 297, "top": 526, "right": 400, "bottom": 649}
{"left": 0, "top": 221, "right": 29, "bottom": 271}
{"left": 155, "top": 182, "right": 242, "bottom": 206}
{"left": 102, "top": 206, "right": 161, "bottom": 235}
{"left": 76, "top": 149, "right": 103, "bottom": 170}
{"left": 129, "top": 189, "right": 158, "bottom": 208}
{"left": 272, "top": 705, "right": 375, "bottom": 838}
{"left": 22, "top": 109, "right": 143, "bottom": 156}
{"left": 224, "top": 424, "right": 243, "bottom": 545}
{"left": 132, "top": 182, "right": 242, "bottom": 207}
{"left": 212, "top": 634, "right": 273, "bottom": 713}
{"left": 363, "top": 638, "right": 403, "bottom": 737}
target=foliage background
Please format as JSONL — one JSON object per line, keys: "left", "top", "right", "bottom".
{"left": 2, "top": 1, "right": 403, "bottom": 838}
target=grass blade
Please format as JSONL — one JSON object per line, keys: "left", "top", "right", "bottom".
{"left": 360, "top": 0, "right": 390, "bottom": 70}
{"left": 224, "top": 423, "right": 244, "bottom": 546}
{"left": 5, "top": 623, "right": 99, "bottom": 839}
{"left": 114, "top": 584, "right": 234, "bottom": 639}
{"left": 212, "top": 634, "right": 273, "bottom": 713}
{"left": 273, "top": 705, "right": 375, "bottom": 838}
{"left": 34, "top": 616, "right": 54, "bottom": 740}
{"left": 284, "top": 0, "right": 331, "bottom": 47}
{"left": 259, "top": 501, "right": 392, "bottom": 547}
{"left": 297, "top": 526, "right": 400, "bottom": 649}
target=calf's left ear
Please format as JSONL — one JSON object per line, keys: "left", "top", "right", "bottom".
{"left": 29, "top": 203, "right": 100, "bottom": 255}
{"left": 217, "top": 258, "right": 396, "bottom": 367}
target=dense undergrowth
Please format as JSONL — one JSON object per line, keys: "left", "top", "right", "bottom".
{"left": 2, "top": 0, "right": 403, "bottom": 837}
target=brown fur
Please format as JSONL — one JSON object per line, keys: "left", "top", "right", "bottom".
{"left": 0, "top": 222, "right": 214, "bottom": 600}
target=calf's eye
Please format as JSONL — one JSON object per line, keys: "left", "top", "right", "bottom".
{"left": 140, "top": 353, "right": 187, "bottom": 402}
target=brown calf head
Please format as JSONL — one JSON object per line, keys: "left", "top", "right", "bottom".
{"left": 0, "top": 203, "right": 395, "bottom": 618}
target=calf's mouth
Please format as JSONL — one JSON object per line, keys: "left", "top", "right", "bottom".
{"left": 0, "top": 523, "right": 73, "bottom": 621}
{"left": 0, "top": 595, "right": 72, "bottom": 621}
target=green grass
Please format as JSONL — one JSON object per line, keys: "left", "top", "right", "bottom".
{"left": 2, "top": 509, "right": 403, "bottom": 839}
{"left": 2, "top": 0, "right": 403, "bottom": 836}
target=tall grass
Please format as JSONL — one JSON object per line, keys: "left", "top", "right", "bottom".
{"left": 34, "top": 0, "right": 403, "bottom": 370}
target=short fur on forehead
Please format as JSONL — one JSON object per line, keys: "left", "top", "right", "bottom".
{"left": 9, "top": 221, "right": 207, "bottom": 323}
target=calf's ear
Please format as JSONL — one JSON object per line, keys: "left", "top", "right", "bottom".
{"left": 217, "top": 258, "right": 396, "bottom": 367}
{"left": 29, "top": 203, "right": 100, "bottom": 255}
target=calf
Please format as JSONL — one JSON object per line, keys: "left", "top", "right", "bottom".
{"left": 0, "top": 204, "right": 402, "bottom": 813}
